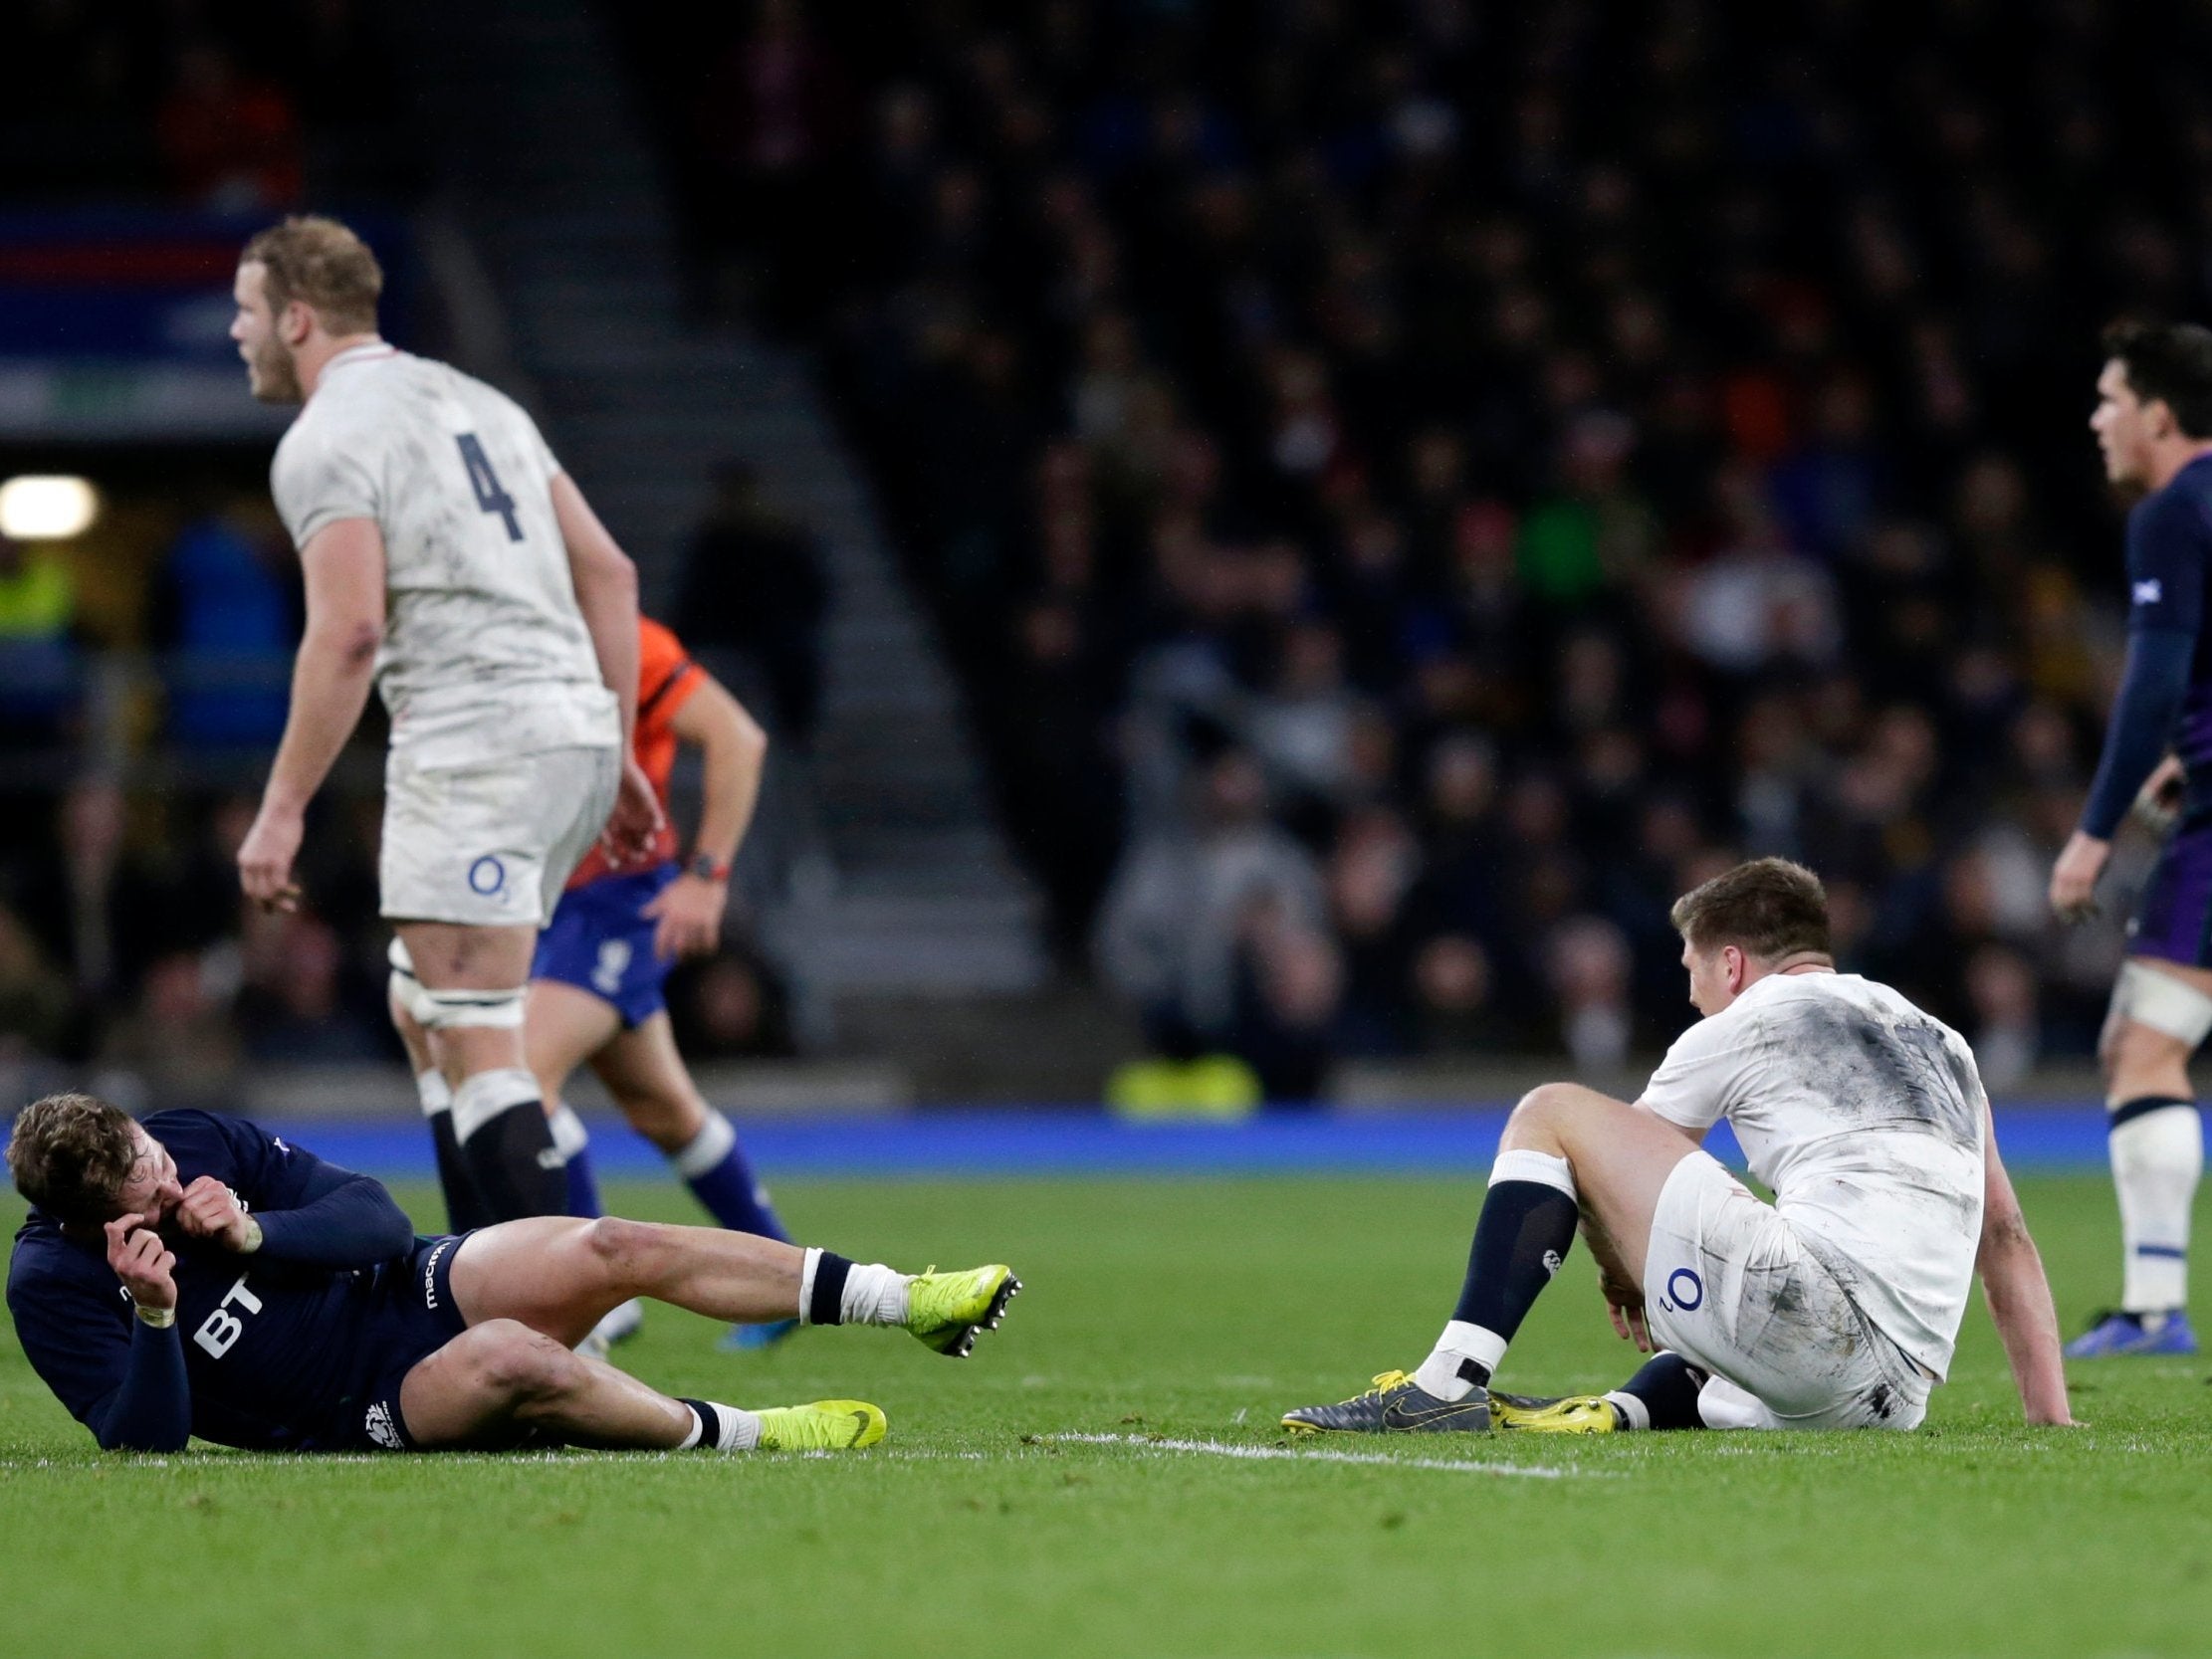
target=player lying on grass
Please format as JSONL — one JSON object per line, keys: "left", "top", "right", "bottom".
{"left": 1283, "top": 858, "right": 2075, "bottom": 1436}
{"left": 5, "top": 1094, "right": 1019, "bottom": 1454}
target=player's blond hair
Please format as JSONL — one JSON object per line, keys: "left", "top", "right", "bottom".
{"left": 241, "top": 215, "right": 383, "bottom": 335}
{"left": 1669, "top": 857, "right": 1832, "bottom": 961}
{"left": 6, "top": 1092, "right": 139, "bottom": 1225}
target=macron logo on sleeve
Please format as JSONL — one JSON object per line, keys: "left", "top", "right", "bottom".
{"left": 2135, "top": 578, "right": 2165, "bottom": 606}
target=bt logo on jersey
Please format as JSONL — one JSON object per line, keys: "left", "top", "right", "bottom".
{"left": 193, "top": 1272, "right": 264, "bottom": 1358}
{"left": 2135, "top": 578, "right": 2164, "bottom": 606}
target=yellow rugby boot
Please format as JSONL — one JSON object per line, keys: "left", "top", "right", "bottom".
{"left": 906, "top": 1264, "right": 1021, "bottom": 1356}
{"left": 755, "top": 1399, "right": 888, "bottom": 1451}
{"left": 1488, "top": 1390, "right": 1623, "bottom": 1433}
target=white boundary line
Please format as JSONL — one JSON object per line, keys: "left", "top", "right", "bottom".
{"left": 1042, "top": 1432, "right": 1591, "bottom": 1479}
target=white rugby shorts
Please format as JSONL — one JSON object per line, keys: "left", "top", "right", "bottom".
{"left": 379, "top": 742, "right": 620, "bottom": 928}
{"left": 1643, "top": 1150, "right": 1932, "bottom": 1431}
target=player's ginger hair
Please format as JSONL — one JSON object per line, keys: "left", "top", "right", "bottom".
{"left": 6, "top": 1092, "right": 139, "bottom": 1226}
{"left": 1668, "top": 856, "right": 1833, "bottom": 962}
{"left": 241, "top": 215, "right": 383, "bottom": 336}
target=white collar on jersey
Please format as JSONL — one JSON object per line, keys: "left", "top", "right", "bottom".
{"left": 324, "top": 339, "right": 397, "bottom": 374}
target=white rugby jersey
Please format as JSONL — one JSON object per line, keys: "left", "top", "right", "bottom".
{"left": 269, "top": 343, "right": 617, "bottom": 766}
{"left": 1640, "top": 970, "right": 1988, "bottom": 1378}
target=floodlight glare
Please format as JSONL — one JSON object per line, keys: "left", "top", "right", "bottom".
{"left": 0, "top": 476, "right": 101, "bottom": 540}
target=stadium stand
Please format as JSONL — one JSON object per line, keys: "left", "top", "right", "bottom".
{"left": 605, "top": 0, "right": 2212, "bottom": 1092}
{"left": 10, "top": 0, "right": 2212, "bottom": 1103}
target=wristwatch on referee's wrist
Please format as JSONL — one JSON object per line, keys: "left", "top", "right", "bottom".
{"left": 689, "top": 853, "right": 733, "bottom": 884}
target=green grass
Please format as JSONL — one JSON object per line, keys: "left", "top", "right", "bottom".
{"left": 4, "top": 1171, "right": 2211, "bottom": 1658}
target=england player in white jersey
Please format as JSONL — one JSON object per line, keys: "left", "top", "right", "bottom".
{"left": 228, "top": 215, "right": 660, "bottom": 1227}
{"left": 1283, "top": 858, "right": 2075, "bottom": 1435}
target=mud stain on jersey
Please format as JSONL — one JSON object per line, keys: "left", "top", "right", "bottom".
{"left": 1774, "top": 1002, "right": 1981, "bottom": 1146}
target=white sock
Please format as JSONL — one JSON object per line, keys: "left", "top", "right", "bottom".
{"left": 451, "top": 1067, "right": 545, "bottom": 1143}
{"left": 842, "top": 1263, "right": 912, "bottom": 1327}
{"left": 683, "top": 1401, "right": 762, "bottom": 1452}
{"left": 547, "top": 1103, "right": 590, "bottom": 1161}
{"left": 671, "top": 1111, "right": 737, "bottom": 1178}
{"left": 415, "top": 1069, "right": 452, "bottom": 1118}
{"left": 1602, "top": 1390, "right": 1651, "bottom": 1431}
{"left": 2113, "top": 1103, "right": 2202, "bottom": 1312}
{"left": 1413, "top": 1319, "right": 1507, "bottom": 1401}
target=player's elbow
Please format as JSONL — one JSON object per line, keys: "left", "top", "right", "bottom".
{"left": 310, "top": 618, "right": 382, "bottom": 674}
{"left": 580, "top": 538, "right": 638, "bottom": 602}
{"left": 732, "top": 702, "right": 769, "bottom": 767}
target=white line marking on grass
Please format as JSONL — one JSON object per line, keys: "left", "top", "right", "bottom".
{"left": 1043, "top": 1433, "right": 1591, "bottom": 1479}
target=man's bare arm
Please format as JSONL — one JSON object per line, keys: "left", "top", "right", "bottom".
{"left": 669, "top": 674, "right": 769, "bottom": 871}
{"left": 1975, "top": 1102, "right": 2076, "bottom": 1425}
{"left": 550, "top": 471, "right": 659, "bottom": 852}
{"left": 238, "top": 517, "right": 384, "bottom": 908}
{"left": 644, "top": 675, "right": 769, "bottom": 959}
{"left": 550, "top": 471, "right": 640, "bottom": 744}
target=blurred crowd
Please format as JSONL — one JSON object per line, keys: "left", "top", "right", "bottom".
{"left": 608, "top": 0, "right": 2212, "bottom": 1093}
{"left": 8, "top": 0, "right": 409, "bottom": 208}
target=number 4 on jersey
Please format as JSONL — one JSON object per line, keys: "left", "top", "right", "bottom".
{"left": 455, "top": 433, "right": 523, "bottom": 541}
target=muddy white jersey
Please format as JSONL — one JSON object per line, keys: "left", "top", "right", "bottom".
{"left": 1639, "top": 971, "right": 1987, "bottom": 1378}
{"left": 269, "top": 343, "right": 617, "bottom": 766}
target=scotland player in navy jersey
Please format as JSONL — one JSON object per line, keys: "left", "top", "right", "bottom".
{"left": 6, "top": 1094, "right": 1019, "bottom": 1454}
{"left": 2049, "top": 320, "right": 2212, "bottom": 1357}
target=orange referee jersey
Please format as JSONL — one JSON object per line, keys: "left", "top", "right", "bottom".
{"left": 564, "top": 617, "right": 704, "bottom": 889}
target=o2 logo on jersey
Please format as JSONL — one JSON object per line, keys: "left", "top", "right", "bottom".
{"left": 468, "top": 855, "right": 507, "bottom": 897}
{"left": 1657, "top": 1267, "right": 1703, "bottom": 1316}
{"left": 592, "top": 938, "right": 632, "bottom": 996}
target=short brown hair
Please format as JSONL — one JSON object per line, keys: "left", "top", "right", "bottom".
{"left": 7, "top": 1092, "right": 139, "bottom": 1225}
{"left": 241, "top": 215, "right": 382, "bottom": 334}
{"left": 1668, "top": 857, "right": 1832, "bottom": 960}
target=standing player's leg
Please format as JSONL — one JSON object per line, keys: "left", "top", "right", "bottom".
{"left": 526, "top": 977, "right": 623, "bottom": 1222}
{"left": 396, "top": 1320, "right": 883, "bottom": 1452}
{"left": 1283, "top": 1083, "right": 1697, "bottom": 1431}
{"left": 388, "top": 946, "right": 492, "bottom": 1232}
{"left": 398, "top": 918, "right": 570, "bottom": 1222}
{"left": 590, "top": 1013, "right": 792, "bottom": 1243}
{"left": 589, "top": 1010, "right": 796, "bottom": 1347}
{"left": 2071, "top": 957, "right": 2207, "bottom": 1356}
{"left": 525, "top": 974, "right": 640, "bottom": 1352}
{"left": 443, "top": 1214, "right": 1018, "bottom": 1356}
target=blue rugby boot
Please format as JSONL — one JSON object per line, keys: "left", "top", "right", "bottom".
{"left": 718, "top": 1318, "right": 799, "bottom": 1352}
{"left": 2063, "top": 1310, "right": 2199, "bottom": 1357}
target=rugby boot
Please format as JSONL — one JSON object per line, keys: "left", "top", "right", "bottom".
{"left": 1280, "top": 1370, "right": 1491, "bottom": 1434}
{"left": 1489, "top": 1390, "right": 1623, "bottom": 1433}
{"left": 906, "top": 1265, "right": 1021, "bottom": 1356}
{"left": 755, "top": 1399, "right": 888, "bottom": 1451}
{"left": 719, "top": 1318, "right": 799, "bottom": 1353}
{"left": 2063, "top": 1309, "right": 2199, "bottom": 1357}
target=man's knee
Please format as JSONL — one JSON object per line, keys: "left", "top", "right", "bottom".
{"left": 617, "top": 1082, "right": 699, "bottom": 1147}
{"left": 1508, "top": 1082, "right": 1587, "bottom": 1131}
{"left": 465, "top": 1320, "right": 583, "bottom": 1404}
{"left": 2103, "top": 1014, "right": 2191, "bottom": 1082}
{"left": 582, "top": 1215, "right": 666, "bottom": 1278}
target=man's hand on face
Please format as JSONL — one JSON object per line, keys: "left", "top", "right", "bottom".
{"left": 105, "top": 1214, "right": 178, "bottom": 1312}
{"left": 174, "top": 1176, "right": 258, "bottom": 1253}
